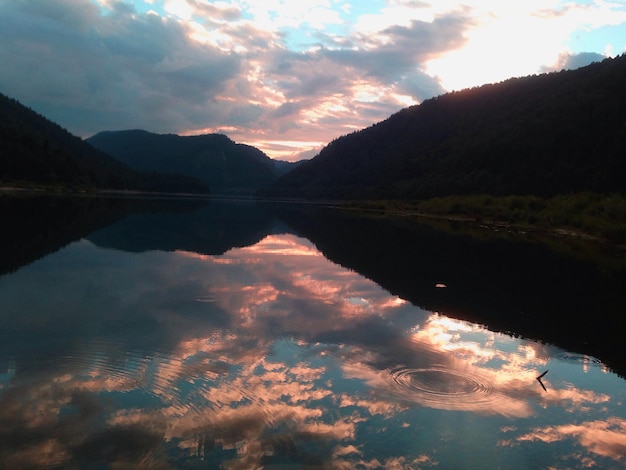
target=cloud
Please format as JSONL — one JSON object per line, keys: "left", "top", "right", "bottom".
{"left": 289, "top": 13, "right": 469, "bottom": 101}
{"left": 227, "top": 11, "right": 469, "bottom": 153}
{"left": 424, "top": 1, "right": 626, "bottom": 91}
{"left": 0, "top": 0, "right": 242, "bottom": 134}
{"left": 232, "top": 0, "right": 344, "bottom": 31}
{"left": 0, "top": 0, "right": 474, "bottom": 160}
{"left": 544, "top": 51, "right": 607, "bottom": 72}
{"left": 1, "top": 0, "right": 624, "bottom": 160}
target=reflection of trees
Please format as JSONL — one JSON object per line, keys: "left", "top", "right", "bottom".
{"left": 88, "top": 200, "right": 275, "bottom": 256}
{"left": 274, "top": 205, "right": 626, "bottom": 378}
{"left": 0, "top": 196, "right": 278, "bottom": 276}
{"left": 1, "top": 216, "right": 624, "bottom": 467}
{"left": 0, "top": 195, "right": 207, "bottom": 275}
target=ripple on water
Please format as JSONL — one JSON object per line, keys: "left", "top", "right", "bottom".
{"left": 389, "top": 366, "right": 497, "bottom": 411}
{"left": 556, "top": 352, "right": 603, "bottom": 366}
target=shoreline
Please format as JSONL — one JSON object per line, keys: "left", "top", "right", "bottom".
{"left": 334, "top": 200, "right": 626, "bottom": 251}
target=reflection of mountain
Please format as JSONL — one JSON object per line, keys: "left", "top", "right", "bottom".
{"left": 0, "top": 196, "right": 202, "bottom": 275}
{"left": 0, "top": 196, "right": 277, "bottom": 276}
{"left": 3, "top": 195, "right": 624, "bottom": 379}
{"left": 87, "top": 200, "right": 275, "bottom": 255}
{"left": 273, "top": 205, "right": 626, "bottom": 377}
{"left": 1, "top": 202, "right": 623, "bottom": 468}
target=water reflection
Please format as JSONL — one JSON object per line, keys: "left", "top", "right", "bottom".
{"left": 274, "top": 205, "right": 626, "bottom": 377}
{"left": 1, "top": 213, "right": 625, "bottom": 468}
{"left": 3, "top": 196, "right": 624, "bottom": 376}
{"left": 0, "top": 194, "right": 207, "bottom": 276}
{"left": 516, "top": 418, "right": 626, "bottom": 463}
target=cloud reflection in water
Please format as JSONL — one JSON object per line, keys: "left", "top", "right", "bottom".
{"left": 0, "top": 233, "right": 624, "bottom": 468}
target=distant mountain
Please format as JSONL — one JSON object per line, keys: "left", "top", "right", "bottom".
{"left": 263, "top": 54, "right": 626, "bottom": 200}
{"left": 0, "top": 93, "right": 209, "bottom": 194}
{"left": 274, "top": 158, "right": 307, "bottom": 177}
{"left": 88, "top": 130, "right": 288, "bottom": 195}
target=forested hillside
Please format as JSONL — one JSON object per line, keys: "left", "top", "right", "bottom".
{"left": 0, "top": 93, "right": 209, "bottom": 193}
{"left": 88, "top": 130, "right": 280, "bottom": 195}
{"left": 263, "top": 54, "right": 626, "bottom": 200}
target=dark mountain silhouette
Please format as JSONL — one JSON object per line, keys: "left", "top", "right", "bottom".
{"left": 263, "top": 54, "right": 626, "bottom": 200}
{"left": 273, "top": 158, "right": 307, "bottom": 177}
{"left": 0, "top": 93, "right": 209, "bottom": 194}
{"left": 88, "top": 130, "right": 291, "bottom": 195}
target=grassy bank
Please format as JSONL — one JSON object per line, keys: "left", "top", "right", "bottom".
{"left": 343, "top": 193, "right": 626, "bottom": 244}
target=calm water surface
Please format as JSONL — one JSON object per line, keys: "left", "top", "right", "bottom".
{"left": 0, "top": 198, "right": 624, "bottom": 468}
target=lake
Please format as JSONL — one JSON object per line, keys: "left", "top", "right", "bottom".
{"left": 1, "top": 195, "right": 625, "bottom": 469}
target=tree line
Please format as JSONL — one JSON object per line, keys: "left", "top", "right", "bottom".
{"left": 0, "top": 93, "right": 209, "bottom": 194}
{"left": 263, "top": 54, "right": 626, "bottom": 200}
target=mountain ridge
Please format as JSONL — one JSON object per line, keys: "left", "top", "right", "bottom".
{"left": 0, "top": 93, "right": 209, "bottom": 194}
{"left": 263, "top": 54, "right": 626, "bottom": 200}
{"left": 87, "top": 129, "right": 299, "bottom": 195}
{"left": 3, "top": 55, "right": 625, "bottom": 200}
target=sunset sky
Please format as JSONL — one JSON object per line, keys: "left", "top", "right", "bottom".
{"left": 1, "top": 0, "right": 625, "bottom": 160}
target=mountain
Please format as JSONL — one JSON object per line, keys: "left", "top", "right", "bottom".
{"left": 0, "top": 92, "right": 209, "bottom": 194}
{"left": 87, "top": 130, "right": 283, "bottom": 195}
{"left": 273, "top": 158, "right": 307, "bottom": 177}
{"left": 263, "top": 54, "right": 626, "bottom": 200}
